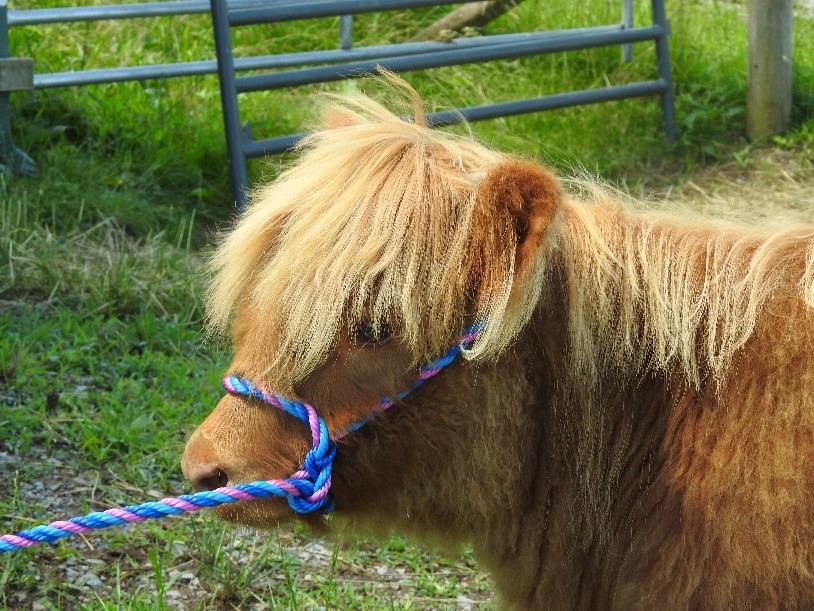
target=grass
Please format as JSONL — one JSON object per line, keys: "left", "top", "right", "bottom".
{"left": 1, "top": 0, "right": 813, "bottom": 608}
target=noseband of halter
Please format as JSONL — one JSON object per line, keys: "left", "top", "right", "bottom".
{"left": 221, "top": 323, "right": 483, "bottom": 514}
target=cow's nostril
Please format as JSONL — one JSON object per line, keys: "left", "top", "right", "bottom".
{"left": 189, "top": 463, "right": 229, "bottom": 491}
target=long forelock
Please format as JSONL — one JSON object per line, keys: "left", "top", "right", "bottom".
{"left": 206, "top": 92, "right": 510, "bottom": 382}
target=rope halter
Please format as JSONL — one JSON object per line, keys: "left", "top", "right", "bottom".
{"left": 221, "top": 322, "right": 483, "bottom": 514}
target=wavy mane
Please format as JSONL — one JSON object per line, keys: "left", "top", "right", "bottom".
{"left": 206, "top": 79, "right": 814, "bottom": 386}
{"left": 554, "top": 186, "right": 814, "bottom": 387}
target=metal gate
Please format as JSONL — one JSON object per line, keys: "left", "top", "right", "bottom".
{"left": 1, "top": 1, "right": 675, "bottom": 210}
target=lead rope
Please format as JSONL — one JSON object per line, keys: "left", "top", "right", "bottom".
{"left": 0, "top": 323, "right": 483, "bottom": 554}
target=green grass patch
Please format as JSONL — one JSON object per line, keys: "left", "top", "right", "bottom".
{"left": 0, "top": 303, "right": 223, "bottom": 476}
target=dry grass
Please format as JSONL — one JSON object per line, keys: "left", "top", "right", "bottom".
{"left": 657, "top": 149, "right": 814, "bottom": 220}
{"left": 0, "top": 208, "right": 203, "bottom": 316}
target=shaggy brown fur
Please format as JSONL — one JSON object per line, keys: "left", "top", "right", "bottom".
{"left": 182, "top": 79, "right": 814, "bottom": 609}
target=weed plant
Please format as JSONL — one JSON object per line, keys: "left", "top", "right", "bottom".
{"left": 1, "top": 0, "right": 813, "bottom": 608}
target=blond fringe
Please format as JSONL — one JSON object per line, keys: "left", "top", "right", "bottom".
{"left": 207, "top": 81, "right": 814, "bottom": 387}
{"left": 207, "top": 88, "right": 515, "bottom": 381}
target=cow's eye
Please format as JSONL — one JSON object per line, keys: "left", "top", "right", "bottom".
{"left": 353, "top": 321, "right": 392, "bottom": 346}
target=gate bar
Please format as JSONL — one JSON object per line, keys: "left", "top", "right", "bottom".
{"left": 244, "top": 79, "right": 671, "bottom": 157}
{"left": 236, "top": 25, "right": 663, "bottom": 92}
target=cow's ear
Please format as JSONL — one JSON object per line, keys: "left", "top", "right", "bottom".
{"left": 475, "top": 160, "right": 562, "bottom": 276}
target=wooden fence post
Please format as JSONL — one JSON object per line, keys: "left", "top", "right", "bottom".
{"left": 746, "top": 0, "right": 793, "bottom": 140}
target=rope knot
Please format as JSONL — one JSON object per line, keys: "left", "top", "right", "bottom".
{"left": 223, "top": 376, "right": 337, "bottom": 514}
{"left": 303, "top": 442, "right": 336, "bottom": 481}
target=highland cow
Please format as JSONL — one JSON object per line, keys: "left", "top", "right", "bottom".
{"left": 182, "top": 81, "right": 814, "bottom": 609}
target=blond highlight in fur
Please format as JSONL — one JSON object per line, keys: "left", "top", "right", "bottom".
{"left": 554, "top": 185, "right": 814, "bottom": 387}
{"left": 207, "top": 78, "right": 814, "bottom": 388}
